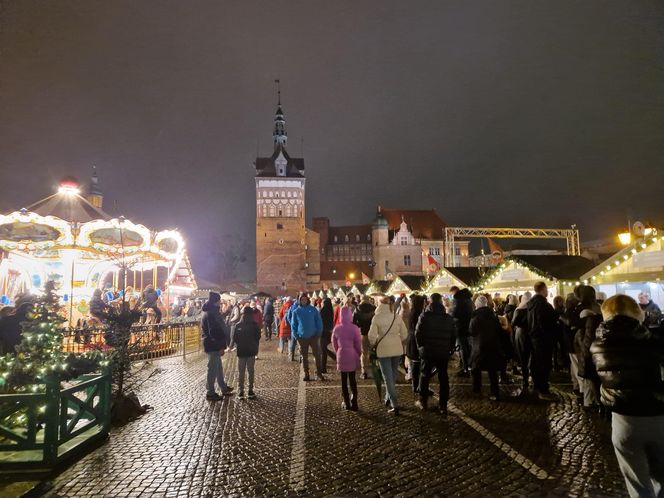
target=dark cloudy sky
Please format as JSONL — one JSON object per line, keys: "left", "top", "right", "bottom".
{"left": 2, "top": 1, "right": 663, "bottom": 282}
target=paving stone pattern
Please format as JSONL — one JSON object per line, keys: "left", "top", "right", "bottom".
{"left": 44, "top": 343, "right": 627, "bottom": 497}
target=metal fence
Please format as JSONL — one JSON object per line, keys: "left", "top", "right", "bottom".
{"left": 62, "top": 321, "right": 202, "bottom": 361}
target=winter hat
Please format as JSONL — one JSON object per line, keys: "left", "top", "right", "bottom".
{"left": 208, "top": 292, "right": 221, "bottom": 305}
{"left": 601, "top": 294, "right": 644, "bottom": 323}
{"left": 474, "top": 295, "right": 488, "bottom": 309}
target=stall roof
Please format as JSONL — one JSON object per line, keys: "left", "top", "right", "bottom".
{"left": 399, "top": 275, "right": 428, "bottom": 293}
{"left": 511, "top": 255, "right": 596, "bottom": 280}
{"left": 445, "top": 267, "right": 485, "bottom": 288}
{"left": 580, "top": 234, "right": 664, "bottom": 282}
{"left": 368, "top": 280, "right": 392, "bottom": 294}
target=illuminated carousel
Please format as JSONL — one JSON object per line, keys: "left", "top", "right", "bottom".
{"left": 0, "top": 175, "right": 196, "bottom": 323}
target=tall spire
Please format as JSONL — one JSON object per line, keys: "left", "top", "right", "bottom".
{"left": 273, "top": 79, "right": 287, "bottom": 149}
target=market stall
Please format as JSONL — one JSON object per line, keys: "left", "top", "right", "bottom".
{"left": 581, "top": 232, "right": 664, "bottom": 307}
{"left": 475, "top": 255, "right": 595, "bottom": 300}
{"left": 425, "top": 267, "right": 484, "bottom": 295}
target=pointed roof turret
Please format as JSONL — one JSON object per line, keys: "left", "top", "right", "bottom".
{"left": 89, "top": 165, "right": 102, "bottom": 196}
{"left": 273, "top": 79, "right": 287, "bottom": 149}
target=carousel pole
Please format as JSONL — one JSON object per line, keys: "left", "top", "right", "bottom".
{"left": 152, "top": 259, "right": 157, "bottom": 288}
{"left": 69, "top": 256, "right": 75, "bottom": 326}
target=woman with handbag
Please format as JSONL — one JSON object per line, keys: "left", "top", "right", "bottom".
{"left": 368, "top": 296, "right": 408, "bottom": 415}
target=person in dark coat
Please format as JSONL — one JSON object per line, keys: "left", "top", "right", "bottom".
{"left": 574, "top": 285, "right": 603, "bottom": 409}
{"left": 141, "top": 285, "right": 162, "bottom": 323}
{"left": 201, "top": 292, "right": 233, "bottom": 401}
{"left": 638, "top": 292, "right": 662, "bottom": 329}
{"left": 234, "top": 305, "right": 262, "bottom": 399}
{"left": 0, "top": 302, "right": 32, "bottom": 354}
{"left": 591, "top": 294, "right": 664, "bottom": 498}
{"left": 526, "top": 282, "right": 559, "bottom": 400}
{"left": 469, "top": 296, "right": 505, "bottom": 401}
{"left": 406, "top": 294, "right": 426, "bottom": 393}
{"left": 414, "top": 293, "right": 456, "bottom": 413}
{"left": 319, "top": 298, "right": 335, "bottom": 374}
{"left": 503, "top": 294, "right": 518, "bottom": 323}
{"left": 263, "top": 298, "right": 275, "bottom": 341}
{"left": 353, "top": 296, "right": 376, "bottom": 379}
{"left": 560, "top": 292, "right": 582, "bottom": 398}
{"left": 89, "top": 289, "right": 109, "bottom": 321}
{"left": 451, "top": 287, "right": 473, "bottom": 377}
{"left": 512, "top": 292, "right": 532, "bottom": 391}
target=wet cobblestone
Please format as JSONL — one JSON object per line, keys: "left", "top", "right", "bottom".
{"left": 43, "top": 344, "right": 627, "bottom": 497}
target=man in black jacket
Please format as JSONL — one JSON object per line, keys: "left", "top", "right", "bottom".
{"left": 201, "top": 292, "right": 234, "bottom": 401}
{"left": 451, "top": 287, "right": 473, "bottom": 377}
{"left": 526, "top": 282, "right": 559, "bottom": 400}
{"left": 415, "top": 293, "right": 456, "bottom": 414}
{"left": 353, "top": 296, "right": 376, "bottom": 379}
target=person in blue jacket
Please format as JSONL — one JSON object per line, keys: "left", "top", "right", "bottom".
{"left": 290, "top": 294, "right": 325, "bottom": 381}
{"left": 286, "top": 297, "right": 300, "bottom": 361}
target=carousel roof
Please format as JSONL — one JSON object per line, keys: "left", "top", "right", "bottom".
{"left": 27, "top": 192, "right": 110, "bottom": 223}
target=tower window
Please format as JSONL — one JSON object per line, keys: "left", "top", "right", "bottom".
{"left": 278, "top": 209, "right": 283, "bottom": 216}
{"left": 404, "top": 255, "right": 411, "bottom": 266}
{"left": 400, "top": 236, "right": 408, "bottom": 246}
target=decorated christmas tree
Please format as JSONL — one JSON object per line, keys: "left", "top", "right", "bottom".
{"left": 0, "top": 281, "right": 107, "bottom": 394}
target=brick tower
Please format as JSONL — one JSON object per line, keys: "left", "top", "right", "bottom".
{"left": 255, "top": 84, "right": 307, "bottom": 295}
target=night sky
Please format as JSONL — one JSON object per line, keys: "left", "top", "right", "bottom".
{"left": 2, "top": 1, "right": 663, "bottom": 283}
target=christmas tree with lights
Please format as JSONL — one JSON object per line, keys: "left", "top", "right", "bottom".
{"left": 0, "top": 281, "right": 106, "bottom": 394}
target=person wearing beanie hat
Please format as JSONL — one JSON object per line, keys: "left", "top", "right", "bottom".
{"left": 468, "top": 294, "right": 505, "bottom": 401}
{"left": 234, "top": 305, "right": 262, "bottom": 399}
{"left": 201, "top": 291, "right": 234, "bottom": 401}
{"left": 591, "top": 294, "right": 664, "bottom": 498}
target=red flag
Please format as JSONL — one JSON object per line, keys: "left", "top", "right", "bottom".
{"left": 426, "top": 253, "right": 440, "bottom": 273}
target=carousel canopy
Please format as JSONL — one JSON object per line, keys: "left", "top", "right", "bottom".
{"left": 27, "top": 181, "right": 110, "bottom": 223}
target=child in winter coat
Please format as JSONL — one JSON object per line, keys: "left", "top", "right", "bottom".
{"left": 332, "top": 307, "right": 362, "bottom": 410}
{"left": 233, "top": 305, "right": 262, "bottom": 399}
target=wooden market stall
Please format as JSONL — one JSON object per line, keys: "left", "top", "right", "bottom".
{"left": 475, "top": 255, "right": 595, "bottom": 299}
{"left": 580, "top": 233, "right": 664, "bottom": 307}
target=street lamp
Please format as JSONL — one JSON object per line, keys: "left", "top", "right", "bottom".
{"left": 618, "top": 232, "right": 631, "bottom": 246}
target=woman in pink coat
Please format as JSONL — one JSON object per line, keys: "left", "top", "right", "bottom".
{"left": 332, "top": 307, "right": 362, "bottom": 411}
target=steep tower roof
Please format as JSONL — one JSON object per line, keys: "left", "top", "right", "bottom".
{"left": 88, "top": 166, "right": 103, "bottom": 196}
{"left": 255, "top": 81, "right": 304, "bottom": 178}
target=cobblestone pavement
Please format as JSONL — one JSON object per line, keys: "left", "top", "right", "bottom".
{"left": 41, "top": 342, "right": 628, "bottom": 497}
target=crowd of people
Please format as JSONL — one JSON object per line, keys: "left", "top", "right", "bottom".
{"left": 199, "top": 284, "right": 663, "bottom": 496}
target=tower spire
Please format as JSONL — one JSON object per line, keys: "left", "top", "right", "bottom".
{"left": 273, "top": 79, "right": 287, "bottom": 149}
